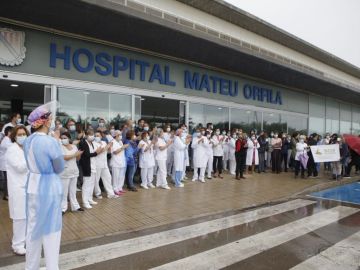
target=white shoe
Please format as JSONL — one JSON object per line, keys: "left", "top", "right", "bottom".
{"left": 148, "top": 183, "right": 155, "bottom": 188}
{"left": 184, "top": 176, "right": 188, "bottom": 180}
{"left": 192, "top": 178, "right": 197, "bottom": 182}
{"left": 95, "top": 195, "right": 103, "bottom": 199}
{"left": 200, "top": 179, "right": 205, "bottom": 183}
{"left": 83, "top": 204, "right": 92, "bottom": 209}
{"left": 89, "top": 200, "right": 98, "bottom": 205}
{"left": 13, "top": 247, "right": 26, "bottom": 256}
{"left": 141, "top": 184, "right": 149, "bottom": 189}
{"left": 178, "top": 183, "right": 184, "bottom": 188}
{"left": 108, "top": 194, "right": 119, "bottom": 198}
{"left": 162, "top": 185, "right": 171, "bottom": 190}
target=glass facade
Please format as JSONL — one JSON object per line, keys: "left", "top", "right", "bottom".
{"left": 57, "top": 87, "right": 131, "bottom": 129}
{"left": 56, "top": 88, "right": 358, "bottom": 136}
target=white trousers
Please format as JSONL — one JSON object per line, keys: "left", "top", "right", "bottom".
{"left": 156, "top": 160, "right": 168, "bottom": 187}
{"left": 95, "top": 168, "right": 115, "bottom": 197}
{"left": 112, "top": 167, "right": 126, "bottom": 192}
{"left": 166, "top": 153, "right": 174, "bottom": 176}
{"left": 25, "top": 196, "right": 61, "bottom": 270}
{"left": 82, "top": 173, "right": 96, "bottom": 205}
{"left": 193, "top": 167, "right": 205, "bottom": 181}
{"left": 229, "top": 159, "right": 236, "bottom": 175}
{"left": 266, "top": 151, "right": 272, "bottom": 167}
{"left": 12, "top": 218, "right": 26, "bottom": 251}
{"left": 206, "top": 155, "right": 213, "bottom": 178}
{"left": 141, "top": 167, "right": 154, "bottom": 186}
{"left": 61, "top": 177, "right": 80, "bottom": 212}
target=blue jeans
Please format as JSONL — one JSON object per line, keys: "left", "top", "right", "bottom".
{"left": 126, "top": 165, "right": 136, "bottom": 188}
{"left": 174, "top": 171, "right": 182, "bottom": 187}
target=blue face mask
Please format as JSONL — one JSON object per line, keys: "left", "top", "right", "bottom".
{"left": 16, "top": 135, "right": 27, "bottom": 145}
{"left": 144, "top": 127, "right": 149, "bottom": 131}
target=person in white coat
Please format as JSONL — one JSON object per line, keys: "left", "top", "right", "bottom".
{"left": 154, "top": 128, "right": 172, "bottom": 189}
{"left": 6, "top": 126, "right": 29, "bottom": 255}
{"left": 212, "top": 129, "right": 224, "bottom": 178}
{"left": 173, "top": 129, "right": 191, "bottom": 187}
{"left": 191, "top": 128, "right": 209, "bottom": 182}
{"left": 205, "top": 130, "right": 214, "bottom": 179}
{"left": 295, "top": 135, "right": 308, "bottom": 179}
{"left": 0, "top": 126, "right": 13, "bottom": 201}
{"left": 60, "top": 132, "right": 84, "bottom": 214}
{"left": 228, "top": 132, "right": 237, "bottom": 175}
{"left": 138, "top": 132, "right": 156, "bottom": 189}
{"left": 246, "top": 135, "right": 260, "bottom": 173}
{"left": 94, "top": 131, "right": 117, "bottom": 199}
{"left": 222, "top": 130, "right": 230, "bottom": 171}
{"left": 110, "top": 130, "right": 128, "bottom": 195}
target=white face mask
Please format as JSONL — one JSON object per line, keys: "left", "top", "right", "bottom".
{"left": 69, "top": 125, "right": 76, "bottom": 132}
{"left": 16, "top": 135, "right": 27, "bottom": 145}
{"left": 88, "top": 135, "right": 94, "bottom": 142}
{"left": 201, "top": 131, "right": 205, "bottom": 135}
{"left": 146, "top": 136, "right": 150, "bottom": 141}
{"left": 57, "top": 124, "right": 63, "bottom": 129}
{"left": 144, "top": 127, "right": 149, "bottom": 131}
{"left": 232, "top": 134, "right": 237, "bottom": 139}
{"left": 61, "top": 138, "right": 69, "bottom": 145}
{"left": 166, "top": 127, "right": 171, "bottom": 132}
{"left": 207, "top": 134, "right": 211, "bottom": 138}
{"left": 94, "top": 137, "right": 101, "bottom": 143}
{"left": 99, "top": 123, "right": 105, "bottom": 128}
{"left": 251, "top": 136, "right": 256, "bottom": 140}
{"left": 300, "top": 139, "right": 304, "bottom": 143}
{"left": 222, "top": 131, "right": 226, "bottom": 135}
{"left": 274, "top": 134, "right": 278, "bottom": 138}
{"left": 215, "top": 131, "right": 220, "bottom": 135}
{"left": 132, "top": 123, "right": 135, "bottom": 128}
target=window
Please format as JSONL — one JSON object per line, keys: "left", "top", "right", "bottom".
{"left": 340, "top": 103, "right": 351, "bottom": 134}
{"left": 325, "top": 98, "right": 340, "bottom": 134}
{"left": 230, "top": 108, "right": 261, "bottom": 133}
{"left": 263, "top": 112, "right": 283, "bottom": 134}
{"left": 189, "top": 103, "right": 229, "bottom": 131}
{"left": 352, "top": 105, "right": 360, "bottom": 134}
{"left": 309, "top": 95, "right": 325, "bottom": 135}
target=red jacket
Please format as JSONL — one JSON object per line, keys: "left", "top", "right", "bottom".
{"left": 235, "top": 139, "right": 247, "bottom": 152}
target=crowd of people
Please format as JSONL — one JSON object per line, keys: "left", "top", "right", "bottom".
{"left": 0, "top": 112, "right": 360, "bottom": 260}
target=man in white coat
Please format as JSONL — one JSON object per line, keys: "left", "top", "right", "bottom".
{"left": 173, "top": 129, "right": 191, "bottom": 187}
{"left": 6, "top": 126, "right": 29, "bottom": 255}
{"left": 191, "top": 128, "right": 209, "bottom": 183}
{"left": 246, "top": 135, "right": 260, "bottom": 174}
{"left": 155, "top": 128, "right": 172, "bottom": 189}
{"left": 228, "top": 133, "right": 237, "bottom": 175}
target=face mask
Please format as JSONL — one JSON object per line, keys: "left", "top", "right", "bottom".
{"left": 166, "top": 127, "right": 171, "bottom": 132}
{"left": 300, "top": 139, "right": 304, "bottom": 143}
{"left": 88, "top": 135, "right": 94, "bottom": 142}
{"left": 144, "top": 127, "right": 149, "bottom": 131}
{"left": 232, "top": 135, "right": 237, "bottom": 139}
{"left": 274, "top": 134, "right": 278, "bottom": 138}
{"left": 58, "top": 124, "right": 63, "bottom": 129}
{"left": 222, "top": 131, "right": 226, "bottom": 135}
{"left": 16, "top": 135, "right": 26, "bottom": 145}
{"left": 132, "top": 123, "right": 135, "bottom": 128}
{"left": 132, "top": 135, "right": 137, "bottom": 140}
{"left": 201, "top": 131, "right": 205, "bottom": 135}
{"left": 146, "top": 136, "right": 150, "bottom": 141}
{"left": 215, "top": 131, "right": 220, "bottom": 135}
{"left": 16, "top": 119, "right": 21, "bottom": 124}
{"left": 270, "top": 133, "right": 274, "bottom": 137}
{"left": 106, "top": 135, "right": 114, "bottom": 142}
{"left": 94, "top": 137, "right": 101, "bottom": 143}
{"left": 207, "top": 134, "right": 211, "bottom": 138}
{"left": 110, "top": 129, "right": 116, "bottom": 137}
{"left": 251, "top": 136, "right": 256, "bottom": 140}
{"left": 61, "top": 138, "right": 69, "bottom": 145}
{"left": 99, "top": 123, "right": 105, "bottom": 128}
{"left": 69, "top": 125, "right": 76, "bottom": 132}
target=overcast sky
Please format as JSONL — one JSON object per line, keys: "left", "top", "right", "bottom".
{"left": 225, "top": 0, "right": 360, "bottom": 68}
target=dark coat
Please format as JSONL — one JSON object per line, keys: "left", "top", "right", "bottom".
{"left": 78, "top": 139, "right": 98, "bottom": 177}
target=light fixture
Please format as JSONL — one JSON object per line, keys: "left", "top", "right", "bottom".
{"left": 246, "top": 110, "right": 251, "bottom": 114}
{"left": 10, "top": 84, "right": 19, "bottom": 87}
{"left": 218, "top": 107, "right": 222, "bottom": 110}
{"left": 141, "top": 98, "right": 145, "bottom": 101}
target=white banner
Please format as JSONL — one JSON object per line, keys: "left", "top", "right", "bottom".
{"left": 310, "top": 144, "right": 340, "bottom": 163}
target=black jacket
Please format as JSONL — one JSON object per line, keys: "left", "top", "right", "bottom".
{"left": 79, "top": 139, "right": 98, "bottom": 177}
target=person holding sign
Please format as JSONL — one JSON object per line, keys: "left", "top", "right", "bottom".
{"left": 295, "top": 135, "right": 308, "bottom": 179}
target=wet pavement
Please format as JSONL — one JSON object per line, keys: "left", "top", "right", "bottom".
{"left": 0, "top": 177, "right": 359, "bottom": 269}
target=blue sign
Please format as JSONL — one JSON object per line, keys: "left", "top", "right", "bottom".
{"left": 49, "top": 43, "right": 282, "bottom": 105}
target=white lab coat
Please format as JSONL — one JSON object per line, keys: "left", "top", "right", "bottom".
{"left": 192, "top": 136, "right": 209, "bottom": 168}
{"left": 228, "top": 138, "right": 236, "bottom": 161}
{"left": 246, "top": 139, "right": 260, "bottom": 165}
{"left": 212, "top": 135, "right": 224, "bottom": 157}
{"left": 0, "top": 136, "right": 12, "bottom": 171}
{"left": 295, "top": 142, "right": 308, "bottom": 161}
{"left": 173, "top": 136, "right": 187, "bottom": 171}
{"left": 138, "top": 139, "right": 155, "bottom": 168}
{"left": 6, "top": 143, "right": 28, "bottom": 220}
{"left": 223, "top": 137, "right": 230, "bottom": 160}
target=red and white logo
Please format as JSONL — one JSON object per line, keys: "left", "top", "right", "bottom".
{"left": 0, "top": 28, "right": 26, "bottom": 66}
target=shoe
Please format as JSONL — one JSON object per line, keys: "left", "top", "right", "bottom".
{"left": 200, "top": 179, "right": 205, "bottom": 183}
{"left": 129, "top": 187, "right": 138, "bottom": 192}
{"left": 89, "top": 200, "right": 98, "bottom": 205}
{"left": 148, "top": 183, "right": 155, "bottom": 188}
{"left": 74, "top": 207, "right": 84, "bottom": 212}
{"left": 344, "top": 175, "right": 351, "bottom": 178}
{"left": 141, "top": 184, "right": 149, "bottom": 189}
{"left": 240, "top": 176, "right": 246, "bottom": 179}
{"left": 108, "top": 194, "right": 120, "bottom": 198}
{"left": 207, "top": 177, "right": 212, "bottom": 179}
{"left": 83, "top": 204, "right": 92, "bottom": 209}
{"left": 62, "top": 211, "right": 66, "bottom": 216}
{"left": 184, "top": 176, "right": 188, "bottom": 180}
{"left": 13, "top": 247, "right": 26, "bottom": 256}
{"left": 218, "top": 175, "right": 223, "bottom": 179}
{"left": 95, "top": 195, "right": 103, "bottom": 199}
{"left": 76, "top": 188, "right": 81, "bottom": 192}
{"left": 114, "top": 191, "right": 122, "bottom": 196}
{"left": 162, "top": 185, "right": 171, "bottom": 190}
{"left": 177, "top": 183, "right": 184, "bottom": 188}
